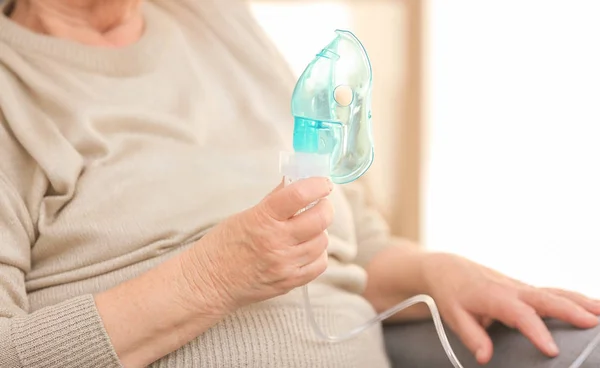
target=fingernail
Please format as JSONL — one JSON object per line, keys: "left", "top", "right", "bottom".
{"left": 326, "top": 178, "right": 334, "bottom": 191}
{"left": 585, "top": 313, "right": 599, "bottom": 324}
{"left": 547, "top": 341, "right": 559, "bottom": 355}
{"left": 475, "top": 349, "right": 485, "bottom": 362}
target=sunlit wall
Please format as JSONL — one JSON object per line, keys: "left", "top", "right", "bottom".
{"left": 424, "top": 0, "right": 600, "bottom": 297}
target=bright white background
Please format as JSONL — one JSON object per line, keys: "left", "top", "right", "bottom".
{"left": 424, "top": 1, "right": 600, "bottom": 297}
{"left": 250, "top": 3, "right": 352, "bottom": 77}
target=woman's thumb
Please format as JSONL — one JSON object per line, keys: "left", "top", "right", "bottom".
{"left": 260, "top": 177, "right": 332, "bottom": 221}
{"left": 266, "top": 178, "right": 286, "bottom": 196}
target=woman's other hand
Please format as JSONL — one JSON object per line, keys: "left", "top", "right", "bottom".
{"left": 180, "top": 177, "right": 334, "bottom": 315}
{"left": 422, "top": 253, "right": 600, "bottom": 365}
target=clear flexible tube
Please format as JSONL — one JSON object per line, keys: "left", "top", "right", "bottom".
{"left": 569, "top": 329, "right": 600, "bottom": 368}
{"left": 301, "top": 285, "right": 464, "bottom": 368}
{"left": 279, "top": 152, "right": 599, "bottom": 368}
{"left": 302, "top": 284, "right": 600, "bottom": 368}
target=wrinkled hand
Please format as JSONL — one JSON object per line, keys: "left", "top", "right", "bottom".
{"left": 182, "top": 177, "right": 334, "bottom": 314}
{"left": 421, "top": 253, "right": 600, "bottom": 365}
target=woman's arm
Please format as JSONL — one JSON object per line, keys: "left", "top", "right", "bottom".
{"left": 94, "top": 251, "right": 227, "bottom": 368}
{"left": 97, "top": 177, "right": 336, "bottom": 367}
{"left": 0, "top": 174, "right": 228, "bottom": 368}
{"left": 340, "top": 182, "right": 433, "bottom": 322}
{"left": 361, "top": 242, "right": 434, "bottom": 323}
{"left": 0, "top": 176, "right": 333, "bottom": 368}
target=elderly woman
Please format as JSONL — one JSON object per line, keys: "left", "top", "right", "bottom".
{"left": 0, "top": 0, "right": 599, "bottom": 367}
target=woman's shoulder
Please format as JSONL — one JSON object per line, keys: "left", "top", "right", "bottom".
{"left": 152, "top": 0, "right": 296, "bottom": 89}
{"left": 151, "top": 0, "right": 271, "bottom": 56}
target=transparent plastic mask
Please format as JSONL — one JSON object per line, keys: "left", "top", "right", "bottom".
{"left": 291, "top": 29, "right": 374, "bottom": 184}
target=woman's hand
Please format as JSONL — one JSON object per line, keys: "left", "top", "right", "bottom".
{"left": 180, "top": 177, "right": 334, "bottom": 315}
{"left": 421, "top": 252, "right": 600, "bottom": 365}
{"left": 94, "top": 177, "right": 333, "bottom": 368}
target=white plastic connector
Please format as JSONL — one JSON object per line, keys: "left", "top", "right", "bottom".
{"left": 279, "top": 151, "right": 331, "bottom": 184}
{"left": 279, "top": 151, "right": 331, "bottom": 214}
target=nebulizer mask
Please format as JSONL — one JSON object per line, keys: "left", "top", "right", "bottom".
{"left": 279, "top": 30, "right": 598, "bottom": 367}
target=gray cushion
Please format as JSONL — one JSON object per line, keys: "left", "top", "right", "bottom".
{"left": 383, "top": 319, "right": 600, "bottom": 367}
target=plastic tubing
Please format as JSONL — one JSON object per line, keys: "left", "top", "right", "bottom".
{"left": 302, "top": 285, "right": 464, "bottom": 367}
{"left": 301, "top": 284, "right": 600, "bottom": 368}
{"left": 279, "top": 152, "right": 599, "bottom": 367}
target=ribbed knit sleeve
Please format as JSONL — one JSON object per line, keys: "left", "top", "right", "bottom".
{"left": 0, "top": 175, "right": 122, "bottom": 368}
{"left": 342, "top": 182, "right": 402, "bottom": 268}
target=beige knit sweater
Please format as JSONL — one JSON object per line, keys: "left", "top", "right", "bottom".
{"left": 0, "top": 0, "right": 397, "bottom": 367}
